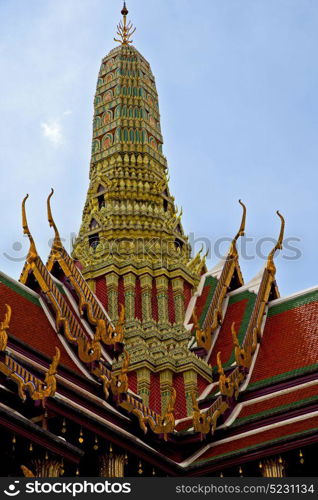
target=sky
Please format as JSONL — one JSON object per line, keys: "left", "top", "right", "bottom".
{"left": 0, "top": 0, "right": 318, "bottom": 297}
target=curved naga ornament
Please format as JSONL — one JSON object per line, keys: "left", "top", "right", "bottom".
{"left": 47, "top": 190, "right": 125, "bottom": 347}
{"left": 231, "top": 322, "right": 253, "bottom": 369}
{"left": 192, "top": 392, "right": 229, "bottom": 436}
{"left": 99, "top": 304, "right": 125, "bottom": 346}
{"left": 242, "top": 211, "right": 285, "bottom": 352}
{"left": 217, "top": 351, "right": 235, "bottom": 398}
{"left": 191, "top": 392, "right": 212, "bottom": 434}
{"left": 194, "top": 200, "right": 246, "bottom": 352}
{"left": 133, "top": 388, "right": 176, "bottom": 441}
{"left": 36, "top": 346, "right": 60, "bottom": 399}
{"left": 76, "top": 335, "right": 102, "bottom": 363}
{"left": 111, "top": 350, "right": 130, "bottom": 397}
{"left": 101, "top": 350, "right": 130, "bottom": 400}
{"left": 192, "top": 309, "right": 210, "bottom": 350}
{"left": 0, "top": 304, "right": 11, "bottom": 352}
{"left": 1, "top": 347, "right": 60, "bottom": 402}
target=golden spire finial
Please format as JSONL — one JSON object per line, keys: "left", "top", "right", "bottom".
{"left": 229, "top": 200, "right": 246, "bottom": 257}
{"left": 267, "top": 210, "right": 285, "bottom": 271}
{"left": 114, "top": 2, "right": 136, "bottom": 45}
{"left": 22, "top": 194, "right": 38, "bottom": 263}
{"left": 47, "top": 188, "right": 62, "bottom": 250}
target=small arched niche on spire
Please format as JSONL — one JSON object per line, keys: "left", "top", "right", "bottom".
{"left": 96, "top": 184, "right": 106, "bottom": 210}
{"left": 88, "top": 232, "right": 100, "bottom": 250}
{"left": 89, "top": 218, "right": 99, "bottom": 231}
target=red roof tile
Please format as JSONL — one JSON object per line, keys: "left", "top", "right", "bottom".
{"left": 235, "top": 383, "right": 318, "bottom": 425}
{"left": 0, "top": 279, "right": 82, "bottom": 376}
{"left": 174, "top": 373, "right": 187, "bottom": 419}
{"left": 208, "top": 298, "right": 247, "bottom": 367}
{"left": 194, "top": 415, "right": 318, "bottom": 464}
{"left": 249, "top": 300, "right": 318, "bottom": 389}
{"left": 192, "top": 276, "right": 218, "bottom": 326}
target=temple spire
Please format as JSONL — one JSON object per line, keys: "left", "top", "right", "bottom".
{"left": 114, "top": 2, "right": 136, "bottom": 46}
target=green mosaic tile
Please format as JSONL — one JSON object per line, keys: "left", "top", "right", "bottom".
{"left": 199, "top": 276, "right": 218, "bottom": 327}
{"left": 225, "top": 290, "right": 257, "bottom": 367}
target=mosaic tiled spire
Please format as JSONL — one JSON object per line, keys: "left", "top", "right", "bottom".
{"left": 72, "top": 3, "right": 205, "bottom": 287}
{"left": 72, "top": 4, "right": 210, "bottom": 415}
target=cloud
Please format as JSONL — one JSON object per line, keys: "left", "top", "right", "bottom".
{"left": 41, "top": 120, "right": 62, "bottom": 146}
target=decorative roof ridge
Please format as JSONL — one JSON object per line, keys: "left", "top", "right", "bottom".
{"left": 46, "top": 189, "right": 124, "bottom": 357}
{"left": 192, "top": 213, "right": 286, "bottom": 434}
{"left": 7, "top": 337, "right": 92, "bottom": 384}
{"left": 0, "top": 347, "right": 60, "bottom": 403}
{"left": 19, "top": 195, "right": 115, "bottom": 376}
{"left": 267, "top": 283, "right": 318, "bottom": 308}
{"left": 191, "top": 201, "right": 246, "bottom": 352}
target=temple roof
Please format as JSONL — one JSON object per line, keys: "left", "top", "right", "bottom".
{"left": 0, "top": 4, "right": 317, "bottom": 478}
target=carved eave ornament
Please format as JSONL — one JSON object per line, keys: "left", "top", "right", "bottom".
{"left": 193, "top": 200, "right": 246, "bottom": 352}
{"left": 0, "top": 347, "right": 60, "bottom": 403}
{"left": 190, "top": 211, "right": 285, "bottom": 438}
{"left": 46, "top": 190, "right": 125, "bottom": 349}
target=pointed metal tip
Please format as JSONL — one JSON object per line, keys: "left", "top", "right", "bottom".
{"left": 121, "top": 1, "right": 128, "bottom": 16}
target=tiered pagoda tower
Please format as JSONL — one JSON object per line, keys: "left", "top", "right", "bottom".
{"left": 72, "top": 4, "right": 210, "bottom": 414}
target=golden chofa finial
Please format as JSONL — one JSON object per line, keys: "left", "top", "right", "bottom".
{"left": 267, "top": 210, "right": 285, "bottom": 273}
{"left": 22, "top": 194, "right": 38, "bottom": 264}
{"left": 229, "top": 200, "right": 246, "bottom": 257}
{"left": 47, "top": 188, "right": 62, "bottom": 250}
{"left": 114, "top": 2, "right": 136, "bottom": 46}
